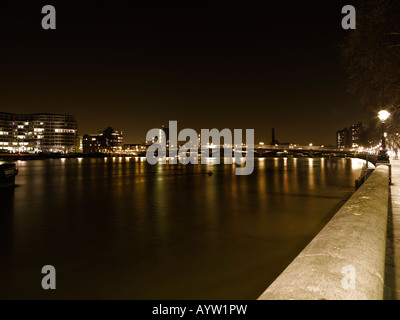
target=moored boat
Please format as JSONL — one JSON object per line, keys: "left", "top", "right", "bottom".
{"left": 0, "top": 163, "right": 18, "bottom": 188}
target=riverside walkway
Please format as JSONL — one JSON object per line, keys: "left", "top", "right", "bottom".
{"left": 384, "top": 160, "right": 400, "bottom": 299}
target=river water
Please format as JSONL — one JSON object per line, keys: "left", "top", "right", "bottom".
{"left": 0, "top": 157, "right": 364, "bottom": 299}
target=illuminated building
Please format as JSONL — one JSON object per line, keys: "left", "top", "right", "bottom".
{"left": 101, "top": 127, "right": 123, "bottom": 153}
{"left": 0, "top": 112, "right": 78, "bottom": 153}
{"left": 336, "top": 128, "right": 349, "bottom": 148}
{"left": 349, "top": 122, "right": 364, "bottom": 148}
{"left": 122, "top": 144, "right": 147, "bottom": 155}
{"left": 336, "top": 122, "right": 364, "bottom": 148}
{"left": 76, "top": 135, "right": 83, "bottom": 153}
{"left": 82, "top": 134, "right": 102, "bottom": 153}
{"left": 82, "top": 127, "right": 123, "bottom": 154}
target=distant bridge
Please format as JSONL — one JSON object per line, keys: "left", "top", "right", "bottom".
{"left": 254, "top": 144, "right": 379, "bottom": 165}
{"left": 196, "top": 143, "right": 380, "bottom": 166}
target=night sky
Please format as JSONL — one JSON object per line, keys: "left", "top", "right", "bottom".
{"left": 0, "top": 1, "right": 362, "bottom": 145}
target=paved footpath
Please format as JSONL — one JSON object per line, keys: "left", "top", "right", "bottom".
{"left": 384, "top": 160, "right": 400, "bottom": 299}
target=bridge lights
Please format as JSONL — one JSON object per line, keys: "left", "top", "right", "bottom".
{"left": 378, "top": 110, "right": 390, "bottom": 162}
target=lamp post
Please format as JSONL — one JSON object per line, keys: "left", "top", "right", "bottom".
{"left": 378, "top": 110, "right": 390, "bottom": 162}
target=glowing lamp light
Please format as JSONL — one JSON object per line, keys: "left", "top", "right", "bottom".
{"left": 378, "top": 110, "right": 390, "bottom": 122}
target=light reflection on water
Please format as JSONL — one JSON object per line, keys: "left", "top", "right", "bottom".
{"left": 0, "top": 157, "right": 363, "bottom": 299}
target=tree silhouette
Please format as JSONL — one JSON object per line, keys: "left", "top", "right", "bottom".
{"left": 341, "top": 0, "right": 400, "bottom": 151}
{"left": 341, "top": 0, "right": 400, "bottom": 108}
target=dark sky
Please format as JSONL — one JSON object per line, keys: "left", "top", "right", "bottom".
{"left": 0, "top": 1, "right": 362, "bottom": 145}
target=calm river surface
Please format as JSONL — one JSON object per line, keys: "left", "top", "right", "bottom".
{"left": 0, "top": 157, "right": 364, "bottom": 299}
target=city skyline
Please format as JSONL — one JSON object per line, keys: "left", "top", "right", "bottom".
{"left": 0, "top": 1, "right": 366, "bottom": 146}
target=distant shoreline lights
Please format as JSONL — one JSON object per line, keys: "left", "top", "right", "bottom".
{"left": 146, "top": 121, "right": 255, "bottom": 176}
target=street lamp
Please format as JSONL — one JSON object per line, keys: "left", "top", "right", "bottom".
{"left": 378, "top": 110, "right": 390, "bottom": 162}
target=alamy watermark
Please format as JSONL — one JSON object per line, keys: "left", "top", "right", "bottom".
{"left": 41, "top": 265, "right": 56, "bottom": 290}
{"left": 146, "top": 121, "right": 255, "bottom": 176}
{"left": 341, "top": 265, "right": 356, "bottom": 290}
{"left": 41, "top": 5, "right": 56, "bottom": 30}
{"left": 342, "top": 5, "right": 356, "bottom": 30}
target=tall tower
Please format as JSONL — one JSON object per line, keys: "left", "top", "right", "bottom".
{"left": 271, "top": 128, "right": 277, "bottom": 145}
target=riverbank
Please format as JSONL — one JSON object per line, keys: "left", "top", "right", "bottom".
{"left": 0, "top": 152, "right": 352, "bottom": 162}
{"left": 0, "top": 153, "right": 147, "bottom": 161}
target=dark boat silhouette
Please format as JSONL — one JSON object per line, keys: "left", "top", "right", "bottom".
{"left": 0, "top": 163, "right": 18, "bottom": 188}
